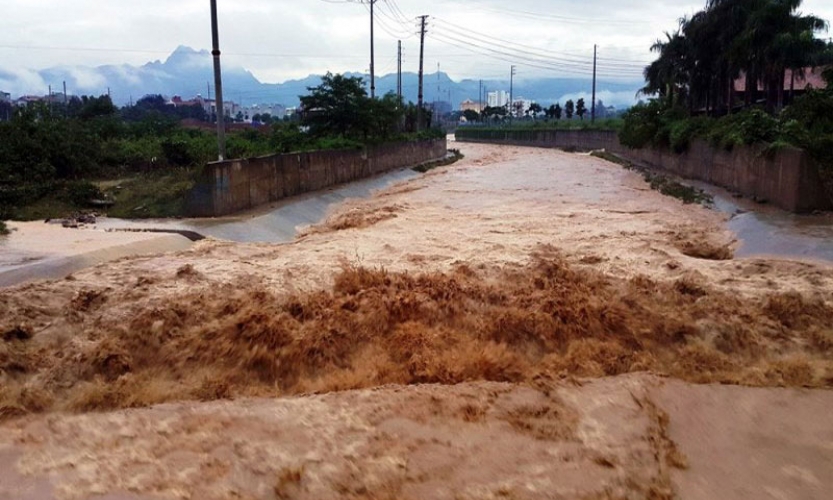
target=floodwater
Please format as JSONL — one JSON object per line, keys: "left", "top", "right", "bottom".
{"left": 96, "top": 168, "right": 420, "bottom": 242}
{"left": 0, "top": 168, "right": 420, "bottom": 287}
{"left": 687, "top": 179, "right": 833, "bottom": 261}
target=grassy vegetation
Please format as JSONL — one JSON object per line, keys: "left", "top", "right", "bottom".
{"left": 619, "top": 84, "right": 833, "bottom": 202}
{"left": 460, "top": 117, "right": 623, "bottom": 133}
{"left": 99, "top": 168, "right": 200, "bottom": 219}
{"left": 1, "top": 76, "right": 445, "bottom": 221}
{"left": 591, "top": 150, "right": 713, "bottom": 206}
{"left": 412, "top": 149, "right": 464, "bottom": 173}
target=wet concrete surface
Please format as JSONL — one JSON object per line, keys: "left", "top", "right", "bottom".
{"left": 0, "top": 168, "right": 419, "bottom": 287}
{"left": 688, "top": 179, "right": 833, "bottom": 261}
{"left": 96, "top": 167, "right": 420, "bottom": 243}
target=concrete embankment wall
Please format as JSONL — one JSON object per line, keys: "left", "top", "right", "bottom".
{"left": 456, "top": 129, "right": 831, "bottom": 213}
{"left": 187, "top": 139, "right": 447, "bottom": 217}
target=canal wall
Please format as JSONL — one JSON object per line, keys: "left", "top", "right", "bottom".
{"left": 187, "top": 139, "right": 447, "bottom": 217}
{"left": 455, "top": 128, "right": 831, "bottom": 213}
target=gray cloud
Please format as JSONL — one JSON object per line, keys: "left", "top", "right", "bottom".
{"left": 1, "top": 0, "right": 831, "bottom": 90}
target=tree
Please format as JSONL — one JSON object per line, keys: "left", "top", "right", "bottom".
{"left": 462, "top": 109, "right": 480, "bottom": 122}
{"left": 512, "top": 101, "right": 524, "bottom": 118}
{"left": 482, "top": 105, "right": 507, "bottom": 121}
{"left": 547, "top": 103, "right": 562, "bottom": 121}
{"left": 565, "top": 100, "right": 575, "bottom": 119}
{"left": 641, "top": 0, "right": 829, "bottom": 115}
{"left": 528, "top": 102, "right": 543, "bottom": 119}
{"left": 576, "top": 98, "right": 587, "bottom": 120}
{"left": 300, "top": 73, "right": 370, "bottom": 139}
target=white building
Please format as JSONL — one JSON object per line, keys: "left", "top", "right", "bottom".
{"left": 240, "top": 104, "right": 286, "bottom": 122}
{"left": 511, "top": 97, "right": 535, "bottom": 117}
{"left": 487, "top": 90, "right": 509, "bottom": 108}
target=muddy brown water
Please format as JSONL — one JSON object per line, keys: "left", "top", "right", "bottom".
{"left": 2, "top": 153, "right": 832, "bottom": 289}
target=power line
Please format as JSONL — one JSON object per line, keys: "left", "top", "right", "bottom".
{"left": 431, "top": 18, "right": 648, "bottom": 69}
{"left": 428, "top": 30, "right": 642, "bottom": 78}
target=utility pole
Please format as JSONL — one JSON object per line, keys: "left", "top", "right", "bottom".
{"left": 479, "top": 79, "right": 483, "bottom": 116}
{"left": 591, "top": 44, "right": 597, "bottom": 123}
{"left": 509, "top": 65, "right": 516, "bottom": 120}
{"left": 436, "top": 62, "right": 440, "bottom": 126}
{"left": 417, "top": 15, "right": 428, "bottom": 131}
{"left": 210, "top": 0, "right": 227, "bottom": 161}
{"left": 369, "top": 0, "right": 376, "bottom": 98}
{"left": 48, "top": 84, "right": 52, "bottom": 114}
{"left": 63, "top": 81, "right": 67, "bottom": 105}
{"left": 397, "top": 40, "right": 402, "bottom": 100}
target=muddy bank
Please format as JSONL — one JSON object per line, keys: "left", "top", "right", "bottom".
{"left": 0, "top": 223, "right": 193, "bottom": 288}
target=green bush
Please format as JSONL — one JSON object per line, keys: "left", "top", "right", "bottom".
{"left": 668, "top": 116, "right": 714, "bottom": 153}
{"left": 706, "top": 108, "right": 779, "bottom": 150}
{"left": 619, "top": 101, "right": 665, "bottom": 148}
{"left": 62, "top": 181, "right": 104, "bottom": 206}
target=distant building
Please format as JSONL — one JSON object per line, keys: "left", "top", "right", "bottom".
{"left": 733, "top": 67, "right": 829, "bottom": 103}
{"left": 14, "top": 95, "right": 46, "bottom": 107}
{"left": 487, "top": 90, "right": 509, "bottom": 108}
{"left": 459, "top": 99, "right": 484, "bottom": 112}
{"left": 240, "top": 104, "right": 286, "bottom": 123}
{"left": 0, "top": 91, "right": 10, "bottom": 103}
{"left": 168, "top": 95, "right": 202, "bottom": 108}
{"left": 511, "top": 97, "right": 534, "bottom": 117}
{"left": 194, "top": 95, "right": 240, "bottom": 119}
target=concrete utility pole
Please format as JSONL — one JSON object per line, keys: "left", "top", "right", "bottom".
{"left": 435, "top": 62, "right": 440, "bottom": 126}
{"left": 369, "top": 0, "right": 376, "bottom": 99}
{"left": 417, "top": 15, "right": 428, "bottom": 131}
{"left": 509, "top": 65, "right": 516, "bottom": 120}
{"left": 397, "top": 40, "right": 402, "bottom": 100}
{"left": 479, "top": 79, "right": 483, "bottom": 116}
{"left": 210, "top": 0, "right": 226, "bottom": 161}
{"left": 591, "top": 44, "right": 597, "bottom": 123}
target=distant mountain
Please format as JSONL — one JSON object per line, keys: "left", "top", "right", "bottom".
{"left": 0, "top": 46, "right": 643, "bottom": 109}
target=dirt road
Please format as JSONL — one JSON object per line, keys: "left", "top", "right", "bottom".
{"left": 1, "top": 143, "right": 832, "bottom": 499}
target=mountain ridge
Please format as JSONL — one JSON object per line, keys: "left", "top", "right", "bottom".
{"left": 0, "top": 46, "right": 642, "bottom": 109}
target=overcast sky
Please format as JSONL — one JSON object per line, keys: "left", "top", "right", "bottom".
{"left": 2, "top": 0, "right": 832, "bottom": 85}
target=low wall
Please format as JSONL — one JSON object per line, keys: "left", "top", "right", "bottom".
{"left": 456, "top": 128, "right": 831, "bottom": 213}
{"left": 456, "top": 128, "right": 618, "bottom": 151}
{"left": 187, "top": 139, "right": 447, "bottom": 217}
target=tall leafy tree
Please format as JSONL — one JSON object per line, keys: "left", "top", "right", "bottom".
{"left": 643, "top": 0, "right": 829, "bottom": 114}
{"left": 552, "top": 103, "right": 562, "bottom": 120}
{"left": 576, "top": 98, "right": 587, "bottom": 120}
{"left": 565, "top": 100, "right": 575, "bottom": 119}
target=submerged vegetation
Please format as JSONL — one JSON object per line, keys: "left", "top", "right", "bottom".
{"left": 591, "top": 150, "right": 714, "bottom": 206}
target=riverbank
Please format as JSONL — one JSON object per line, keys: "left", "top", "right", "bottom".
{"left": 0, "top": 222, "right": 193, "bottom": 287}
{"left": 2, "top": 142, "right": 831, "bottom": 499}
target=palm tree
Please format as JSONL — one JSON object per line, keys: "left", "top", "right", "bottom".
{"left": 643, "top": 0, "right": 829, "bottom": 114}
